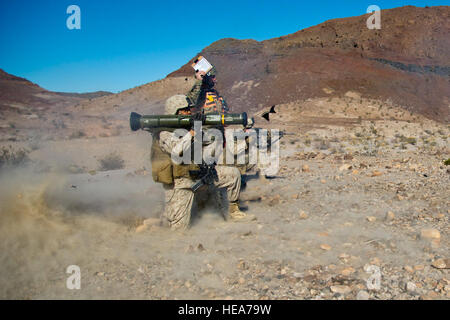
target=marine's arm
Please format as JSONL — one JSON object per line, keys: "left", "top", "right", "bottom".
{"left": 186, "top": 79, "right": 203, "bottom": 108}
{"left": 159, "top": 130, "right": 193, "bottom": 157}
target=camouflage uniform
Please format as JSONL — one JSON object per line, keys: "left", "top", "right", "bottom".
{"left": 159, "top": 131, "right": 242, "bottom": 230}
{"left": 186, "top": 79, "right": 203, "bottom": 109}
{"left": 223, "top": 127, "right": 274, "bottom": 176}
{"left": 157, "top": 97, "right": 244, "bottom": 230}
{"left": 185, "top": 67, "right": 228, "bottom": 114}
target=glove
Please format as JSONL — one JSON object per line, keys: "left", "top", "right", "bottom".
{"left": 192, "top": 112, "right": 203, "bottom": 122}
{"left": 202, "top": 74, "right": 216, "bottom": 90}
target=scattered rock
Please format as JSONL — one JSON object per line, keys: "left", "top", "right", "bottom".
{"left": 238, "top": 260, "right": 248, "bottom": 270}
{"left": 339, "top": 164, "right": 352, "bottom": 171}
{"left": 359, "top": 163, "right": 368, "bottom": 169}
{"left": 356, "top": 290, "right": 370, "bottom": 300}
{"left": 421, "top": 291, "right": 439, "bottom": 300}
{"left": 340, "top": 267, "right": 355, "bottom": 276}
{"left": 431, "top": 259, "right": 449, "bottom": 269}
{"left": 344, "top": 154, "right": 354, "bottom": 161}
{"left": 339, "top": 253, "right": 350, "bottom": 260}
{"left": 366, "top": 216, "right": 377, "bottom": 222}
{"left": 345, "top": 91, "right": 361, "bottom": 100}
{"left": 370, "top": 171, "right": 383, "bottom": 177}
{"left": 330, "top": 285, "right": 351, "bottom": 294}
{"left": 414, "top": 265, "right": 425, "bottom": 271}
{"left": 299, "top": 211, "right": 309, "bottom": 220}
{"left": 316, "top": 153, "right": 326, "bottom": 160}
{"left": 406, "top": 281, "right": 418, "bottom": 294}
{"left": 404, "top": 266, "right": 414, "bottom": 273}
{"left": 320, "top": 244, "right": 332, "bottom": 251}
{"left": 420, "top": 229, "right": 440, "bottom": 240}
{"left": 420, "top": 229, "right": 441, "bottom": 247}
{"left": 385, "top": 211, "right": 395, "bottom": 221}
{"left": 241, "top": 231, "right": 253, "bottom": 237}
{"left": 370, "top": 257, "right": 381, "bottom": 266}
{"left": 302, "top": 164, "right": 310, "bottom": 172}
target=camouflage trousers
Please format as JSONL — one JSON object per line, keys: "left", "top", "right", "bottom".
{"left": 163, "top": 166, "right": 241, "bottom": 230}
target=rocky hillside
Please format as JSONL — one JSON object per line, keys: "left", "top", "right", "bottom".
{"left": 1, "top": 5, "right": 448, "bottom": 142}
{"left": 168, "top": 5, "right": 450, "bottom": 122}
{"left": 0, "top": 69, "right": 112, "bottom": 112}
{"left": 0, "top": 69, "right": 112, "bottom": 141}
{"left": 50, "top": 5, "right": 449, "bottom": 125}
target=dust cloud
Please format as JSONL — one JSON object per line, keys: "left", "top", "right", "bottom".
{"left": 0, "top": 156, "right": 162, "bottom": 299}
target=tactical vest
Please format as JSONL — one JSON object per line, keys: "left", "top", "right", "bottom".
{"left": 151, "top": 131, "right": 199, "bottom": 185}
{"left": 203, "top": 91, "right": 229, "bottom": 114}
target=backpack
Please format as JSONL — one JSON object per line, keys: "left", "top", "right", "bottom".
{"left": 150, "top": 131, "right": 199, "bottom": 185}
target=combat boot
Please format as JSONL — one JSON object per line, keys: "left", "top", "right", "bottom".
{"left": 228, "top": 201, "right": 256, "bottom": 222}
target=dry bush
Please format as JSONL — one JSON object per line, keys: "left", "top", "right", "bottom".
{"left": 69, "top": 130, "right": 86, "bottom": 140}
{"left": 98, "top": 152, "right": 125, "bottom": 171}
{"left": 0, "top": 146, "right": 30, "bottom": 169}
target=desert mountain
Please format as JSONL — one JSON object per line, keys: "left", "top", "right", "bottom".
{"left": 168, "top": 5, "right": 449, "bottom": 122}
{"left": 9, "top": 5, "right": 448, "bottom": 123}
{"left": 0, "top": 68, "right": 112, "bottom": 113}
{"left": 1, "top": 5, "right": 448, "bottom": 142}
{"left": 0, "top": 69, "right": 113, "bottom": 140}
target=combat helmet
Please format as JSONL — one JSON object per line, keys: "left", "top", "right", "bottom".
{"left": 165, "top": 95, "right": 189, "bottom": 115}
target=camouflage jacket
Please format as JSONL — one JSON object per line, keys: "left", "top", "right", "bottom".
{"left": 186, "top": 78, "right": 204, "bottom": 111}
{"left": 185, "top": 67, "right": 222, "bottom": 112}
{"left": 186, "top": 81, "right": 230, "bottom": 115}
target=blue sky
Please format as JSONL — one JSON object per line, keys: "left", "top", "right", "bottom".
{"left": 0, "top": 0, "right": 447, "bottom": 93}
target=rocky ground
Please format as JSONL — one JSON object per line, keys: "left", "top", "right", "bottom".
{"left": 0, "top": 97, "right": 448, "bottom": 300}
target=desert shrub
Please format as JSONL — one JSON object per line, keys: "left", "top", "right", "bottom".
{"left": 315, "top": 139, "right": 330, "bottom": 150}
{"left": 98, "top": 152, "right": 125, "bottom": 171}
{"left": 69, "top": 130, "right": 86, "bottom": 139}
{"left": 444, "top": 158, "right": 450, "bottom": 166}
{"left": 399, "top": 136, "right": 417, "bottom": 145}
{"left": 0, "top": 146, "right": 30, "bottom": 169}
{"left": 329, "top": 136, "right": 340, "bottom": 143}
